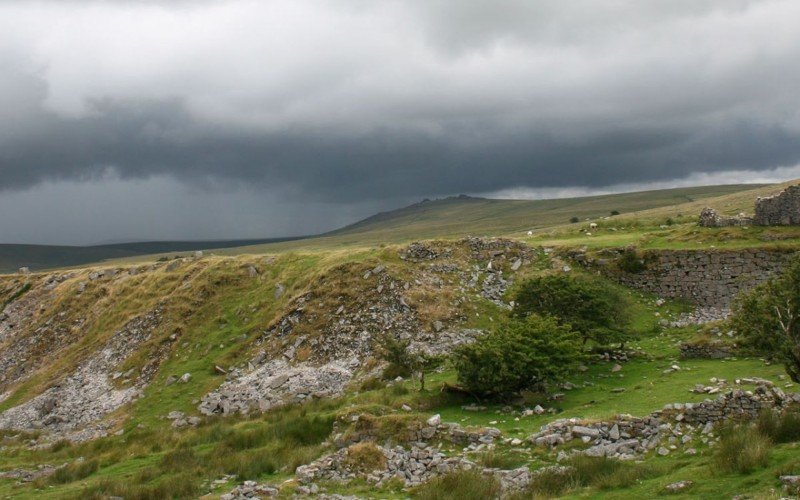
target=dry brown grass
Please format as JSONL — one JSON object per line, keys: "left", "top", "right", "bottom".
{"left": 344, "top": 442, "right": 388, "bottom": 473}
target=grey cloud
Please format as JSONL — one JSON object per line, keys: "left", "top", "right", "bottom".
{"left": 1, "top": 0, "right": 800, "bottom": 243}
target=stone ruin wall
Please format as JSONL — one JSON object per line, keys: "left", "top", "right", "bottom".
{"left": 755, "top": 185, "right": 800, "bottom": 226}
{"left": 700, "top": 184, "right": 800, "bottom": 227}
{"left": 609, "top": 249, "right": 796, "bottom": 307}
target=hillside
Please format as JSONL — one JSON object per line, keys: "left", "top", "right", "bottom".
{"left": 0, "top": 182, "right": 799, "bottom": 499}
{"left": 196, "top": 183, "right": 766, "bottom": 258}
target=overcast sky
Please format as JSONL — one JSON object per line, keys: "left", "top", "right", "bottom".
{"left": 2, "top": 0, "right": 800, "bottom": 245}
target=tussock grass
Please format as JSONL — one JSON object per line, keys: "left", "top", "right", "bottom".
{"left": 713, "top": 424, "right": 772, "bottom": 474}
{"left": 522, "top": 466, "right": 578, "bottom": 498}
{"left": 756, "top": 407, "right": 800, "bottom": 444}
{"left": 77, "top": 472, "right": 201, "bottom": 500}
{"left": 344, "top": 442, "right": 387, "bottom": 473}
{"left": 519, "top": 457, "right": 666, "bottom": 498}
{"left": 414, "top": 469, "right": 501, "bottom": 500}
{"left": 49, "top": 459, "right": 99, "bottom": 484}
{"left": 476, "top": 450, "right": 529, "bottom": 470}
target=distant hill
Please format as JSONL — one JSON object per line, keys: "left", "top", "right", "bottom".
{"left": 214, "top": 183, "right": 768, "bottom": 255}
{"left": 0, "top": 237, "right": 305, "bottom": 273}
{"left": 0, "top": 183, "right": 775, "bottom": 273}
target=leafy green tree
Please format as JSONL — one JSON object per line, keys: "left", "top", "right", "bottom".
{"left": 731, "top": 257, "right": 800, "bottom": 382}
{"left": 379, "top": 335, "right": 413, "bottom": 379}
{"left": 452, "top": 315, "right": 585, "bottom": 397}
{"left": 512, "top": 274, "right": 633, "bottom": 347}
{"left": 377, "top": 335, "right": 444, "bottom": 391}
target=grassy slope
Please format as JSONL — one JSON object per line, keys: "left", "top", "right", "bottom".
{"left": 206, "top": 184, "right": 762, "bottom": 257}
{"left": 0, "top": 241, "right": 798, "bottom": 498}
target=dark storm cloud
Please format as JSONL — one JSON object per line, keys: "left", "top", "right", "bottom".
{"left": 2, "top": 0, "right": 800, "bottom": 243}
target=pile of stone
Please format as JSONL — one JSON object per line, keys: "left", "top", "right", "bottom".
{"left": 698, "top": 207, "right": 753, "bottom": 228}
{"left": 296, "top": 443, "right": 534, "bottom": 493}
{"left": 0, "top": 309, "right": 163, "bottom": 440}
{"left": 690, "top": 378, "right": 729, "bottom": 395}
{"left": 199, "top": 359, "right": 355, "bottom": 416}
{"left": 528, "top": 387, "right": 800, "bottom": 459}
{"left": 679, "top": 341, "right": 734, "bottom": 359}
{"left": 166, "top": 411, "right": 201, "bottom": 428}
{"left": 0, "top": 464, "right": 60, "bottom": 482}
{"left": 220, "top": 480, "right": 279, "bottom": 499}
{"left": 202, "top": 239, "right": 533, "bottom": 418}
{"left": 668, "top": 307, "right": 730, "bottom": 327}
{"left": 297, "top": 445, "right": 472, "bottom": 488}
{"left": 400, "top": 242, "right": 447, "bottom": 261}
{"left": 332, "top": 413, "right": 502, "bottom": 450}
{"left": 529, "top": 415, "right": 663, "bottom": 459}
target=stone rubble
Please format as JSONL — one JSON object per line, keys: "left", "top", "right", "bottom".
{"left": 199, "top": 359, "right": 355, "bottom": 416}
{"left": 668, "top": 307, "right": 730, "bottom": 327}
{"left": 698, "top": 207, "right": 753, "bottom": 228}
{"left": 0, "top": 309, "right": 163, "bottom": 441}
{"left": 528, "top": 386, "right": 800, "bottom": 459}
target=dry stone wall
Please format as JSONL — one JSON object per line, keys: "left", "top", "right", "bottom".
{"left": 602, "top": 249, "right": 796, "bottom": 307}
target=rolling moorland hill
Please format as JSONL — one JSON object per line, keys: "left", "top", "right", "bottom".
{"left": 0, "top": 181, "right": 800, "bottom": 498}
{"left": 0, "top": 183, "right": 762, "bottom": 273}
{"left": 0, "top": 237, "right": 306, "bottom": 275}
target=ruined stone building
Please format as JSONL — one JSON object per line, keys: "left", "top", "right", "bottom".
{"left": 699, "top": 184, "right": 800, "bottom": 227}
{"left": 754, "top": 185, "right": 800, "bottom": 225}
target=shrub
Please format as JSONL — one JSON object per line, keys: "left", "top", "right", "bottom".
{"left": 570, "top": 216, "right": 580, "bottom": 223}
{"left": 378, "top": 335, "right": 444, "bottom": 391}
{"left": 513, "top": 274, "right": 633, "bottom": 347}
{"left": 610, "top": 210, "right": 620, "bottom": 216}
{"left": 452, "top": 315, "right": 585, "bottom": 397}
{"left": 379, "top": 336, "right": 414, "bottom": 379}
{"left": 713, "top": 424, "right": 771, "bottom": 474}
{"left": 414, "top": 469, "right": 501, "bottom": 500}
{"left": 756, "top": 407, "right": 800, "bottom": 443}
{"left": 616, "top": 248, "right": 648, "bottom": 274}
{"left": 731, "top": 256, "right": 800, "bottom": 382}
